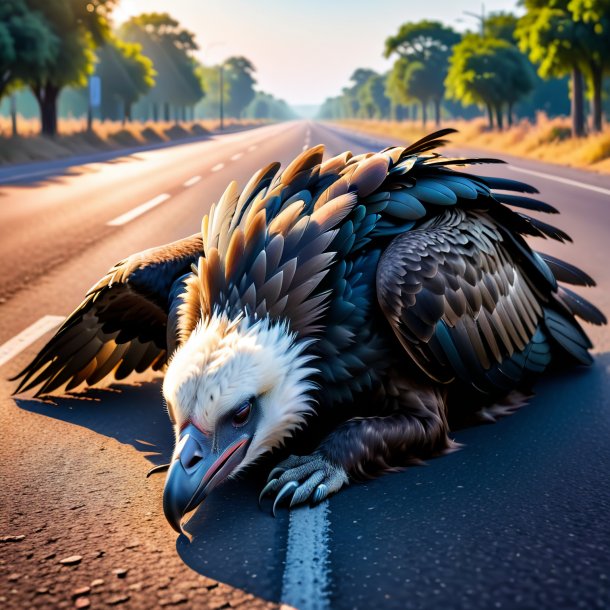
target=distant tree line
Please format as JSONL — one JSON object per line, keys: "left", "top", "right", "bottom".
{"left": 319, "top": 4, "right": 610, "bottom": 136}
{"left": 0, "top": 1, "right": 295, "bottom": 136}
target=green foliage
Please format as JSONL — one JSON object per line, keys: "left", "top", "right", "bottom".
{"left": 244, "top": 91, "right": 296, "bottom": 120}
{"left": 224, "top": 56, "right": 256, "bottom": 118}
{"left": 385, "top": 20, "right": 460, "bottom": 124}
{"left": 121, "top": 13, "right": 204, "bottom": 112}
{"left": 484, "top": 12, "right": 519, "bottom": 43}
{"left": 358, "top": 74, "right": 390, "bottom": 119}
{"left": 446, "top": 34, "right": 536, "bottom": 127}
{"left": 96, "top": 36, "right": 154, "bottom": 120}
{"left": 0, "top": 0, "right": 58, "bottom": 99}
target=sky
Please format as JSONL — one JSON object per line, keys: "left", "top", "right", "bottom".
{"left": 112, "top": 0, "right": 522, "bottom": 108}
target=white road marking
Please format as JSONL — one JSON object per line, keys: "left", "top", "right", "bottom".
{"left": 0, "top": 315, "right": 64, "bottom": 368}
{"left": 281, "top": 502, "right": 331, "bottom": 610}
{"left": 302, "top": 144, "right": 309, "bottom": 151}
{"left": 211, "top": 163, "right": 225, "bottom": 172}
{"left": 106, "top": 193, "right": 171, "bottom": 226}
{"left": 231, "top": 152, "right": 244, "bottom": 161}
{"left": 183, "top": 175, "right": 201, "bottom": 187}
{"left": 248, "top": 145, "right": 257, "bottom": 152}
{"left": 508, "top": 165, "right": 610, "bottom": 196}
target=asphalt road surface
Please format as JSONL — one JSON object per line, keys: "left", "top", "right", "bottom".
{"left": 1, "top": 121, "right": 609, "bottom": 610}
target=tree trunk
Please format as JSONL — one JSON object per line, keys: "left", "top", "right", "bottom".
{"left": 421, "top": 100, "right": 427, "bottom": 128}
{"left": 10, "top": 94, "right": 17, "bottom": 137}
{"left": 571, "top": 66, "right": 585, "bottom": 137}
{"left": 486, "top": 103, "right": 494, "bottom": 129}
{"left": 507, "top": 102, "right": 513, "bottom": 127}
{"left": 433, "top": 98, "right": 441, "bottom": 127}
{"left": 495, "top": 106, "right": 504, "bottom": 131}
{"left": 590, "top": 62, "right": 603, "bottom": 133}
{"left": 33, "top": 82, "right": 60, "bottom": 136}
{"left": 164, "top": 102, "right": 170, "bottom": 122}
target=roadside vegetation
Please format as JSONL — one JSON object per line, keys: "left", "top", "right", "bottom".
{"left": 0, "top": 117, "right": 266, "bottom": 165}
{"left": 337, "top": 115, "right": 610, "bottom": 174}
{"left": 319, "top": 1, "right": 610, "bottom": 169}
{"left": 0, "top": 1, "right": 295, "bottom": 143}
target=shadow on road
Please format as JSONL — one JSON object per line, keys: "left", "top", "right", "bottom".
{"left": 12, "top": 354, "right": 610, "bottom": 608}
{"left": 15, "top": 380, "right": 174, "bottom": 465}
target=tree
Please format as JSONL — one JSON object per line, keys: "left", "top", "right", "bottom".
{"left": 446, "top": 34, "right": 536, "bottom": 129}
{"left": 569, "top": 0, "right": 610, "bottom": 132}
{"left": 357, "top": 73, "right": 390, "bottom": 119}
{"left": 386, "top": 58, "right": 412, "bottom": 120}
{"left": 96, "top": 36, "right": 154, "bottom": 122}
{"left": 0, "top": 0, "right": 58, "bottom": 135}
{"left": 121, "top": 13, "right": 204, "bottom": 122}
{"left": 385, "top": 21, "right": 460, "bottom": 125}
{"left": 484, "top": 12, "right": 519, "bottom": 43}
{"left": 516, "top": 1, "right": 591, "bottom": 136}
{"left": 223, "top": 56, "right": 256, "bottom": 118}
{"left": 24, "top": 0, "right": 116, "bottom": 135}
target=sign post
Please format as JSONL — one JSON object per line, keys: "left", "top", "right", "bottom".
{"left": 88, "top": 76, "right": 101, "bottom": 132}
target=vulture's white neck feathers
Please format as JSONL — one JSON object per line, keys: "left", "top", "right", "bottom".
{"left": 163, "top": 313, "right": 318, "bottom": 471}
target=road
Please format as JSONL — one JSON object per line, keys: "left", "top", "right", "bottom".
{"left": 0, "top": 120, "right": 608, "bottom": 610}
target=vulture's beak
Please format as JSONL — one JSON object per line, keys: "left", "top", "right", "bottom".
{"left": 163, "top": 423, "right": 251, "bottom": 533}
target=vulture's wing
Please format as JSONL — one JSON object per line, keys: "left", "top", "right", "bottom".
{"left": 13, "top": 234, "right": 203, "bottom": 396}
{"left": 376, "top": 209, "right": 598, "bottom": 393}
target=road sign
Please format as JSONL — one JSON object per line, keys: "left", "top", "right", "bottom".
{"left": 89, "top": 76, "right": 101, "bottom": 108}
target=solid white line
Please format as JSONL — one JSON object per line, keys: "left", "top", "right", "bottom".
{"left": 183, "top": 175, "right": 201, "bottom": 187}
{"left": 248, "top": 145, "right": 257, "bottom": 152}
{"left": 302, "top": 145, "right": 309, "bottom": 151}
{"left": 0, "top": 315, "right": 64, "bottom": 368}
{"left": 281, "top": 502, "right": 331, "bottom": 610}
{"left": 211, "top": 163, "right": 225, "bottom": 172}
{"left": 106, "top": 193, "right": 171, "bottom": 226}
{"left": 508, "top": 165, "right": 610, "bottom": 196}
{"left": 231, "top": 152, "right": 244, "bottom": 161}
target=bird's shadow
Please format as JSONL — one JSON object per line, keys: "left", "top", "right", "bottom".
{"left": 13, "top": 354, "right": 610, "bottom": 607}
{"left": 15, "top": 381, "right": 174, "bottom": 465}
{"left": 14, "top": 380, "right": 288, "bottom": 601}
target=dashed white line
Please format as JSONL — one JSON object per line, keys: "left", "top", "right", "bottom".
{"left": 248, "top": 145, "right": 257, "bottom": 152}
{"left": 183, "top": 175, "right": 201, "bottom": 187}
{"left": 0, "top": 315, "right": 64, "bottom": 368}
{"left": 281, "top": 502, "right": 331, "bottom": 610}
{"left": 106, "top": 193, "right": 171, "bottom": 226}
{"left": 231, "top": 152, "right": 244, "bottom": 161}
{"left": 508, "top": 165, "right": 610, "bottom": 196}
{"left": 211, "top": 163, "right": 225, "bottom": 172}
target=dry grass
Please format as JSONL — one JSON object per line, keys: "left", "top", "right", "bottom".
{"left": 0, "top": 116, "right": 266, "bottom": 165}
{"left": 336, "top": 114, "right": 610, "bottom": 174}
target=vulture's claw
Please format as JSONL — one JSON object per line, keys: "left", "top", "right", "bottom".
{"left": 272, "top": 481, "right": 299, "bottom": 516}
{"left": 266, "top": 467, "right": 286, "bottom": 482}
{"left": 261, "top": 453, "right": 349, "bottom": 512}
{"left": 311, "top": 483, "right": 329, "bottom": 506}
{"left": 258, "top": 478, "right": 280, "bottom": 508}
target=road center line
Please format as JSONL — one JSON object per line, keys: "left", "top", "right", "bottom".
{"left": 281, "top": 502, "right": 331, "bottom": 610}
{"left": 183, "top": 175, "right": 201, "bottom": 187}
{"left": 106, "top": 193, "right": 171, "bottom": 227}
{"left": 0, "top": 315, "right": 64, "bottom": 368}
{"left": 231, "top": 152, "right": 244, "bottom": 161}
{"left": 211, "top": 163, "right": 225, "bottom": 172}
{"left": 508, "top": 165, "right": 610, "bottom": 196}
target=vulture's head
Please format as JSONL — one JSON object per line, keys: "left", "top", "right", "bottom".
{"left": 161, "top": 313, "right": 316, "bottom": 532}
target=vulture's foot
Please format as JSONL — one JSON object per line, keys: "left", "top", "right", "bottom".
{"left": 259, "top": 453, "right": 348, "bottom": 515}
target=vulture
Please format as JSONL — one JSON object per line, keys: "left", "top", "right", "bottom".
{"left": 13, "top": 129, "right": 605, "bottom": 533}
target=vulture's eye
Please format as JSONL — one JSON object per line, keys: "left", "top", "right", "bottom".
{"left": 232, "top": 399, "right": 253, "bottom": 427}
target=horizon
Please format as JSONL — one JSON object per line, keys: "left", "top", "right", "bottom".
{"left": 111, "top": 0, "right": 520, "bottom": 108}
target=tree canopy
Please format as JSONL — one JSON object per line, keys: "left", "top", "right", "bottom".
{"left": 446, "top": 34, "right": 536, "bottom": 129}
{"left": 385, "top": 20, "right": 460, "bottom": 125}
